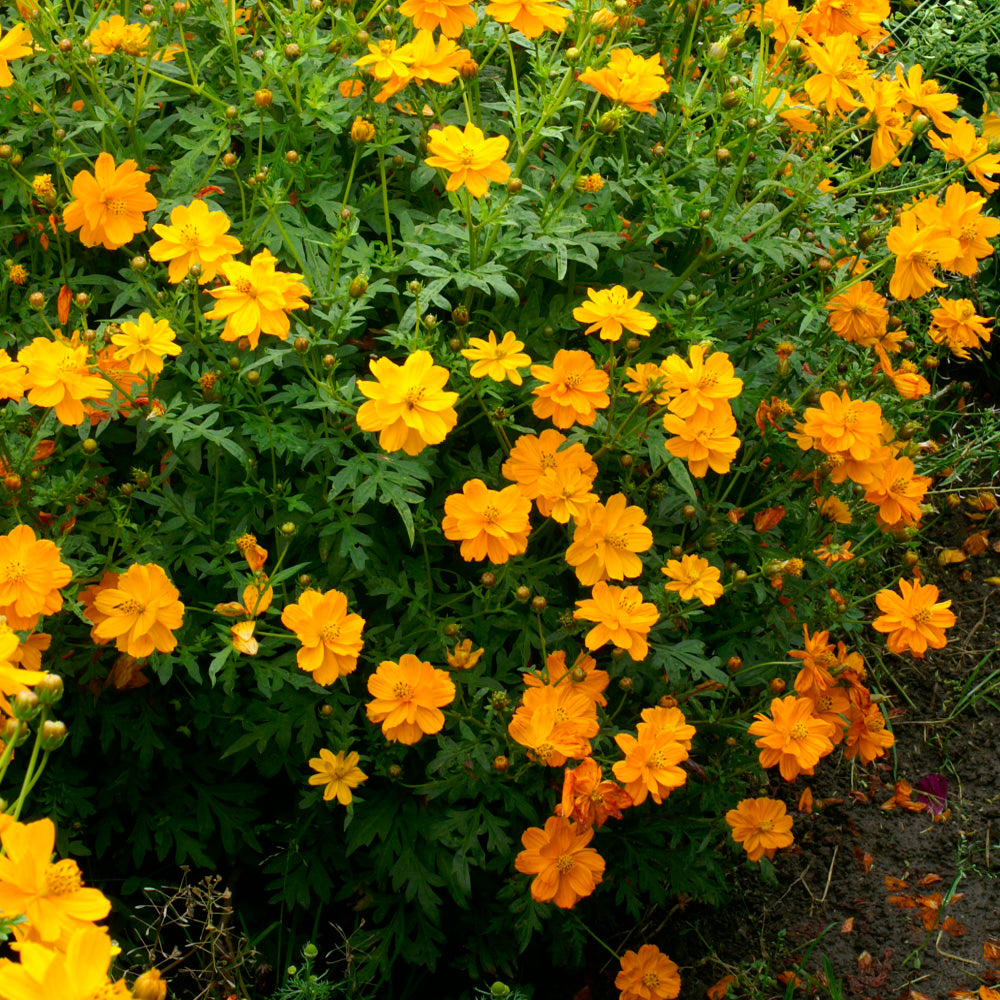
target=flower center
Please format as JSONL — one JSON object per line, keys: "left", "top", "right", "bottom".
{"left": 914, "top": 249, "right": 938, "bottom": 268}
{"left": 458, "top": 144, "right": 476, "bottom": 166}
{"left": 563, "top": 373, "right": 583, "bottom": 389}
{"left": 604, "top": 531, "right": 628, "bottom": 550}
{"left": 1, "top": 559, "right": 25, "bottom": 584}
{"left": 106, "top": 198, "right": 129, "bottom": 215}
{"left": 233, "top": 277, "right": 254, "bottom": 295}
{"left": 647, "top": 749, "right": 670, "bottom": 769}
{"left": 534, "top": 741, "right": 554, "bottom": 762}
{"left": 960, "top": 223, "right": 979, "bottom": 242}
{"left": 759, "top": 818, "right": 774, "bottom": 832}
{"left": 555, "top": 853, "right": 576, "bottom": 873}
{"left": 320, "top": 623, "right": 341, "bottom": 643}
{"left": 404, "top": 386, "right": 426, "bottom": 409}
{"left": 867, "top": 712, "right": 885, "bottom": 732}
{"left": 181, "top": 224, "right": 202, "bottom": 249}
{"left": 482, "top": 504, "right": 500, "bottom": 524}
{"left": 392, "top": 681, "right": 414, "bottom": 699}
{"left": 912, "top": 607, "right": 932, "bottom": 624}
{"left": 114, "top": 598, "right": 144, "bottom": 616}
{"left": 87, "top": 984, "right": 128, "bottom": 1000}
{"left": 540, "top": 453, "right": 557, "bottom": 469}
{"left": 44, "top": 859, "right": 84, "bottom": 896}
{"left": 641, "top": 973, "right": 661, "bottom": 988}
{"left": 617, "top": 596, "right": 639, "bottom": 614}
{"left": 790, "top": 722, "right": 811, "bottom": 740}
{"left": 553, "top": 707, "right": 569, "bottom": 723}
{"left": 890, "top": 476, "right": 911, "bottom": 495}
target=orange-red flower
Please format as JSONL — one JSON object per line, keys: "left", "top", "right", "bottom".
{"left": 558, "top": 757, "right": 632, "bottom": 828}
{"left": 564, "top": 493, "right": 652, "bottom": 586}
{"left": 442, "top": 478, "right": 532, "bottom": 563}
{"left": 530, "top": 349, "right": 610, "bottom": 429}
{"left": 366, "top": 654, "right": 456, "bottom": 744}
{"left": 63, "top": 152, "right": 157, "bottom": 250}
{"left": 616, "top": 945, "right": 681, "bottom": 1000}
{"left": 573, "top": 582, "right": 658, "bottom": 661}
{"left": 356, "top": 351, "right": 459, "bottom": 456}
{"left": 280, "top": 588, "right": 365, "bottom": 684}
{"left": 725, "top": 797, "right": 794, "bottom": 862}
{"left": 872, "top": 578, "right": 955, "bottom": 657}
{"left": 749, "top": 695, "right": 836, "bottom": 781}
{"left": 514, "top": 815, "right": 605, "bottom": 908}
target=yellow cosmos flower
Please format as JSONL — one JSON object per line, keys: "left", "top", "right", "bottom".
{"left": 0, "top": 347, "right": 28, "bottom": 401}
{"left": 0, "top": 819, "right": 111, "bottom": 941}
{"left": 0, "top": 524, "right": 72, "bottom": 628}
{"left": 572, "top": 286, "right": 656, "bottom": 341}
{"left": 356, "top": 350, "right": 459, "bottom": 456}
{"left": 280, "top": 588, "right": 365, "bottom": 684}
{"left": 577, "top": 48, "right": 669, "bottom": 115}
{"left": 88, "top": 15, "right": 150, "bottom": 56}
{"left": 484, "top": 0, "right": 570, "bottom": 37}
{"left": 63, "top": 152, "right": 157, "bottom": 251}
{"left": 149, "top": 199, "right": 243, "bottom": 283}
{"left": 661, "top": 554, "right": 724, "bottom": 606}
{"left": 91, "top": 563, "right": 185, "bottom": 658}
{"left": 442, "top": 478, "right": 532, "bottom": 563}
{"left": 204, "top": 249, "right": 310, "bottom": 349}
{"left": 307, "top": 748, "right": 368, "bottom": 805}
{"left": 0, "top": 24, "right": 33, "bottom": 88}
{"left": 354, "top": 37, "right": 415, "bottom": 80}
{"left": 461, "top": 330, "right": 531, "bottom": 384}
{"left": 398, "top": 0, "right": 476, "bottom": 38}
{"left": 425, "top": 122, "right": 511, "bottom": 198}
{"left": 110, "top": 312, "right": 181, "bottom": 375}
{"left": 19, "top": 337, "right": 112, "bottom": 427}
{"left": 564, "top": 492, "right": 653, "bottom": 586}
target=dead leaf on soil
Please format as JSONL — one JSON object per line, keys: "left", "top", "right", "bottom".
{"left": 938, "top": 548, "right": 967, "bottom": 566}
{"left": 963, "top": 530, "right": 990, "bottom": 555}
{"left": 840, "top": 917, "right": 854, "bottom": 933}
{"left": 984, "top": 939, "right": 1000, "bottom": 966}
{"left": 916, "top": 874, "right": 942, "bottom": 886}
{"left": 797, "top": 787, "right": 813, "bottom": 814}
{"left": 941, "top": 916, "right": 966, "bottom": 937}
{"left": 884, "top": 875, "right": 910, "bottom": 892}
{"left": 852, "top": 846, "right": 874, "bottom": 872}
{"left": 705, "top": 973, "right": 734, "bottom": 999}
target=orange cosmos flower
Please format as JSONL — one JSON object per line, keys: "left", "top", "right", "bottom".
{"left": 932, "top": 182, "right": 1000, "bottom": 275}
{"left": 928, "top": 118, "right": 1000, "bottom": 195}
{"left": 149, "top": 199, "right": 243, "bottom": 283}
{"left": 872, "top": 578, "right": 955, "bottom": 657}
{"left": 662, "top": 405, "right": 741, "bottom": 477}
{"left": 366, "top": 654, "right": 456, "bottom": 744}
{"left": 843, "top": 701, "right": 894, "bottom": 764}
{"left": 442, "top": 478, "right": 532, "bottom": 563}
{"left": 356, "top": 350, "right": 459, "bottom": 456}
{"left": 616, "top": 945, "right": 681, "bottom": 1000}
{"left": 574, "top": 582, "right": 658, "bottom": 660}
{"left": 484, "top": 0, "right": 569, "bottom": 36}
{"left": 661, "top": 553, "right": 723, "bottom": 606}
{"left": 749, "top": 695, "right": 836, "bottom": 781}
{"left": 530, "top": 349, "right": 610, "bottom": 429}
{"left": 204, "top": 249, "right": 310, "bottom": 349}
{"left": 826, "top": 281, "right": 888, "bottom": 346}
{"left": 425, "top": 122, "right": 511, "bottom": 198}
{"left": 80, "top": 570, "right": 120, "bottom": 645}
{"left": 660, "top": 345, "right": 743, "bottom": 419}
{"left": 88, "top": 15, "right": 150, "bottom": 55}
{"left": 0, "top": 525, "right": 72, "bottom": 628}
{"left": 572, "top": 286, "right": 656, "bottom": 341}
{"left": 803, "top": 35, "right": 868, "bottom": 119}
{"left": 577, "top": 48, "right": 669, "bottom": 115}
{"left": 110, "top": 312, "right": 181, "bottom": 375}
{"left": 354, "top": 37, "right": 415, "bottom": 79}
{"left": 928, "top": 297, "right": 992, "bottom": 359}
{"left": 725, "top": 797, "right": 794, "bottom": 862}
{"left": 0, "top": 620, "right": 45, "bottom": 712}
{"left": 91, "top": 563, "right": 185, "bottom": 658}
{"left": 0, "top": 348, "right": 26, "bottom": 400}
{"left": 564, "top": 493, "right": 653, "bottom": 586}
{"left": 0, "top": 23, "right": 32, "bottom": 88}
{"left": 398, "top": 0, "right": 476, "bottom": 37}
{"left": 407, "top": 29, "right": 471, "bottom": 84}
{"left": 637, "top": 705, "right": 696, "bottom": 748}
{"left": 280, "top": 588, "right": 365, "bottom": 684}
{"left": 0, "top": 818, "right": 110, "bottom": 941}
{"left": 623, "top": 362, "right": 670, "bottom": 404}
{"left": 524, "top": 649, "right": 609, "bottom": 706}
{"left": 19, "top": 337, "right": 112, "bottom": 426}
{"left": 508, "top": 684, "right": 598, "bottom": 766}
{"left": 514, "top": 815, "right": 605, "bottom": 908}
{"left": 813, "top": 538, "right": 854, "bottom": 566}
{"left": 461, "top": 329, "right": 531, "bottom": 384}
{"left": 63, "top": 152, "right": 156, "bottom": 250}
{"left": 612, "top": 728, "right": 689, "bottom": 805}
{"left": 794, "top": 390, "right": 884, "bottom": 473}
{"left": 536, "top": 462, "right": 599, "bottom": 524}
{"left": 559, "top": 757, "right": 632, "bottom": 828}
{"left": 307, "top": 748, "right": 367, "bottom": 805}
{"left": 886, "top": 210, "right": 959, "bottom": 300}
{"left": 864, "top": 455, "right": 931, "bottom": 527}
{"left": 502, "top": 430, "right": 597, "bottom": 515}
{"left": 894, "top": 63, "right": 957, "bottom": 133}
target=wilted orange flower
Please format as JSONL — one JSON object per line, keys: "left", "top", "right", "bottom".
{"left": 578, "top": 48, "right": 669, "bottom": 115}
{"left": 624, "top": 362, "right": 670, "bottom": 404}
{"left": 442, "top": 478, "right": 532, "bottom": 563}
{"left": 574, "top": 582, "right": 658, "bottom": 661}
{"left": 425, "top": 122, "right": 511, "bottom": 198}
{"left": 749, "top": 695, "right": 836, "bottom": 781}
{"left": 19, "top": 337, "right": 112, "bottom": 426}
{"left": 280, "top": 588, "right": 365, "bottom": 684}
{"left": 446, "top": 638, "right": 484, "bottom": 669}
{"left": 663, "top": 405, "right": 741, "bottom": 477}
{"left": 92, "top": 563, "right": 185, "bottom": 658}
{"left": 873, "top": 578, "right": 955, "bottom": 657}
{"left": 753, "top": 507, "right": 786, "bottom": 533}
{"left": 461, "top": 330, "right": 531, "bottom": 384}
{"left": 307, "top": 749, "right": 367, "bottom": 805}
{"left": 726, "top": 797, "right": 794, "bottom": 862}
{"left": 572, "top": 286, "right": 656, "bottom": 341}
{"left": 844, "top": 701, "right": 895, "bottom": 763}
{"left": 0, "top": 818, "right": 111, "bottom": 941}
{"left": 235, "top": 533, "right": 268, "bottom": 571}
{"left": 816, "top": 494, "right": 852, "bottom": 524}
{"left": 928, "top": 298, "right": 992, "bottom": 359}
{"left": 63, "top": 152, "right": 157, "bottom": 250}
{"left": 398, "top": 0, "right": 476, "bottom": 37}
{"left": 0, "top": 23, "right": 32, "bottom": 87}
{"left": 524, "top": 649, "right": 609, "bottom": 706}
{"left": 616, "top": 945, "right": 681, "bottom": 1000}
{"left": 660, "top": 345, "right": 743, "bottom": 419}
{"left": 356, "top": 350, "right": 459, "bottom": 456}
{"left": 514, "top": 816, "right": 605, "bottom": 908}
{"left": 826, "top": 281, "right": 888, "bottom": 346}
{"left": 204, "top": 249, "right": 310, "bottom": 349}
{"left": 0, "top": 525, "right": 72, "bottom": 629}
{"left": 661, "top": 554, "right": 723, "bottom": 606}
{"left": 484, "top": 0, "right": 569, "bottom": 36}
{"left": 366, "top": 654, "right": 456, "bottom": 744}
{"left": 149, "top": 199, "right": 243, "bottom": 284}
{"left": 111, "top": 313, "right": 181, "bottom": 375}
{"left": 564, "top": 493, "right": 653, "bottom": 586}
{"left": 612, "top": 728, "right": 689, "bottom": 805}
{"left": 813, "top": 538, "right": 854, "bottom": 566}
{"left": 864, "top": 455, "right": 931, "bottom": 527}
{"left": 558, "top": 757, "right": 632, "bottom": 828}
{"left": 530, "top": 349, "right": 610, "bottom": 429}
